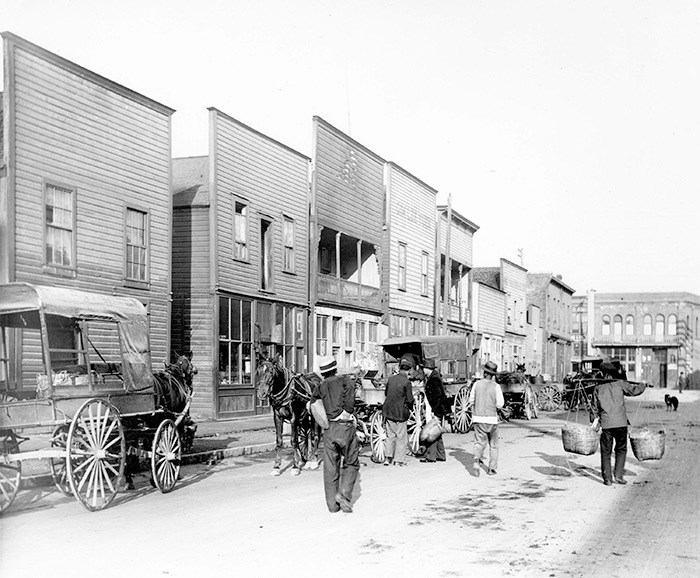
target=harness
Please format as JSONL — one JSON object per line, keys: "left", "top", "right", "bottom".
{"left": 262, "top": 362, "right": 314, "bottom": 406}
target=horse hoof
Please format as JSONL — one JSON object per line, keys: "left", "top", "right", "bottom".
{"left": 291, "top": 468, "right": 301, "bottom": 476}
{"left": 271, "top": 469, "right": 281, "bottom": 477}
{"left": 304, "top": 461, "right": 319, "bottom": 470}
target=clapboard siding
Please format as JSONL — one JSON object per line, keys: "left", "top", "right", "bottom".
{"left": 313, "top": 118, "right": 384, "bottom": 244}
{"left": 213, "top": 111, "right": 309, "bottom": 305}
{"left": 439, "top": 214, "right": 474, "bottom": 267}
{"left": 475, "top": 283, "right": 506, "bottom": 336}
{"left": 172, "top": 206, "right": 212, "bottom": 418}
{"left": 5, "top": 34, "right": 173, "bottom": 365}
{"left": 386, "top": 163, "right": 436, "bottom": 316}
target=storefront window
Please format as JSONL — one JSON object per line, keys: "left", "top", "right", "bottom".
{"left": 218, "top": 296, "right": 252, "bottom": 385}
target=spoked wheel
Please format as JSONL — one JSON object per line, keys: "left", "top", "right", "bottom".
{"left": 369, "top": 410, "right": 387, "bottom": 463}
{"left": 66, "top": 398, "right": 126, "bottom": 511}
{"left": 407, "top": 392, "right": 426, "bottom": 455}
{"left": 527, "top": 385, "right": 539, "bottom": 419}
{"left": 0, "top": 430, "right": 21, "bottom": 514}
{"left": 452, "top": 384, "right": 473, "bottom": 433}
{"left": 49, "top": 424, "right": 72, "bottom": 496}
{"left": 298, "top": 422, "right": 312, "bottom": 463}
{"left": 151, "top": 419, "right": 181, "bottom": 493}
{"left": 537, "top": 384, "right": 562, "bottom": 412}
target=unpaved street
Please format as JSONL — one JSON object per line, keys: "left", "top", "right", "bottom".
{"left": 0, "top": 389, "right": 697, "bottom": 578}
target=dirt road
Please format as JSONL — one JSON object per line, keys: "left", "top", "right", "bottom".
{"left": 0, "top": 388, "right": 696, "bottom": 578}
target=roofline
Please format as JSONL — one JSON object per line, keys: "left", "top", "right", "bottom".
{"left": 500, "top": 257, "right": 527, "bottom": 272}
{"left": 209, "top": 108, "right": 311, "bottom": 161}
{"left": 437, "top": 205, "right": 480, "bottom": 232}
{"left": 2, "top": 31, "right": 175, "bottom": 116}
{"left": 386, "top": 161, "right": 437, "bottom": 195}
{"left": 313, "top": 116, "right": 386, "bottom": 164}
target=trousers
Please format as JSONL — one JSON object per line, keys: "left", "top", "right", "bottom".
{"left": 384, "top": 419, "right": 408, "bottom": 463}
{"left": 322, "top": 421, "right": 360, "bottom": 512}
{"left": 473, "top": 422, "right": 499, "bottom": 471}
{"left": 600, "top": 426, "right": 628, "bottom": 482}
{"left": 424, "top": 433, "right": 445, "bottom": 461}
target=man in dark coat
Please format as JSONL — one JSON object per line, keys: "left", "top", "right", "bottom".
{"left": 590, "top": 360, "right": 646, "bottom": 486}
{"left": 421, "top": 358, "right": 448, "bottom": 463}
{"left": 382, "top": 358, "right": 414, "bottom": 466}
{"left": 310, "top": 356, "right": 359, "bottom": 513}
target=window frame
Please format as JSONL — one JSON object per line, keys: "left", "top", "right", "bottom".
{"left": 124, "top": 206, "right": 150, "bottom": 287}
{"left": 259, "top": 216, "right": 275, "bottom": 292}
{"left": 397, "top": 242, "right": 407, "bottom": 292}
{"left": 643, "top": 314, "right": 652, "bottom": 336}
{"left": 233, "top": 198, "right": 249, "bottom": 262}
{"left": 625, "top": 315, "right": 634, "bottom": 336}
{"left": 601, "top": 315, "right": 611, "bottom": 336}
{"left": 282, "top": 215, "right": 295, "bottom": 273}
{"left": 43, "top": 181, "right": 77, "bottom": 277}
{"left": 420, "top": 251, "right": 429, "bottom": 296}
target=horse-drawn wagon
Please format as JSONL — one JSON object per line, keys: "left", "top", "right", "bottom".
{"left": 0, "top": 283, "right": 195, "bottom": 513}
{"left": 495, "top": 369, "right": 539, "bottom": 420}
{"left": 357, "top": 334, "right": 476, "bottom": 463}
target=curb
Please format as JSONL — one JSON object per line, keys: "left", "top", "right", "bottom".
{"left": 21, "top": 441, "right": 280, "bottom": 489}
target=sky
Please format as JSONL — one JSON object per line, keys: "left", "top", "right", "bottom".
{"left": 3, "top": 0, "right": 699, "bottom": 296}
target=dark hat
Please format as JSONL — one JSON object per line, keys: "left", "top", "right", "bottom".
{"left": 600, "top": 361, "right": 617, "bottom": 376}
{"left": 399, "top": 360, "right": 413, "bottom": 370}
{"left": 318, "top": 356, "right": 337, "bottom": 376}
{"left": 483, "top": 361, "right": 498, "bottom": 376}
{"left": 423, "top": 358, "right": 437, "bottom": 369}
{"left": 399, "top": 354, "right": 417, "bottom": 369}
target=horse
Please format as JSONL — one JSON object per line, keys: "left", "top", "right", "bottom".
{"left": 256, "top": 354, "right": 322, "bottom": 476}
{"left": 125, "top": 353, "right": 197, "bottom": 490}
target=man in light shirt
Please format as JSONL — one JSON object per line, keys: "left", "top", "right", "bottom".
{"left": 468, "top": 361, "right": 504, "bottom": 477}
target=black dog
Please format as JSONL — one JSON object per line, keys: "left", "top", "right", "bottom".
{"left": 665, "top": 394, "right": 679, "bottom": 411}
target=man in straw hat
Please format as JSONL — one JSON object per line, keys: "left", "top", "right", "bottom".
{"left": 468, "top": 360, "right": 504, "bottom": 476}
{"left": 590, "top": 360, "right": 646, "bottom": 486}
{"left": 310, "top": 356, "right": 359, "bottom": 513}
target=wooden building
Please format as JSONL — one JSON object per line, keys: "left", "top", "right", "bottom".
{"left": 383, "top": 162, "right": 437, "bottom": 338}
{"left": 0, "top": 32, "right": 174, "bottom": 393}
{"left": 309, "top": 117, "right": 387, "bottom": 374}
{"left": 471, "top": 275, "right": 506, "bottom": 375}
{"left": 172, "top": 110, "right": 311, "bottom": 419}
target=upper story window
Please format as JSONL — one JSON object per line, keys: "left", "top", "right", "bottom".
{"left": 234, "top": 201, "right": 249, "bottom": 261}
{"left": 344, "top": 322, "right": 354, "bottom": 348}
{"left": 668, "top": 314, "right": 677, "bottom": 336}
{"left": 332, "top": 317, "right": 342, "bottom": 344}
{"left": 625, "top": 315, "right": 634, "bottom": 336}
{"left": 45, "top": 183, "right": 76, "bottom": 269}
{"left": 356, "top": 321, "right": 366, "bottom": 352}
{"left": 613, "top": 315, "right": 623, "bottom": 339}
{"left": 643, "top": 314, "right": 652, "bottom": 336}
{"left": 126, "top": 208, "right": 148, "bottom": 282}
{"left": 316, "top": 315, "right": 328, "bottom": 356}
{"left": 398, "top": 243, "right": 407, "bottom": 291}
{"left": 421, "top": 251, "right": 429, "bottom": 296}
{"left": 369, "top": 321, "right": 378, "bottom": 343}
{"left": 283, "top": 216, "right": 295, "bottom": 273}
{"left": 655, "top": 314, "right": 665, "bottom": 338}
{"left": 602, "top": 315, "right": 611, "bottom": 336}
{"left": 260, "top": 218, "right": 274, "bottom": 291}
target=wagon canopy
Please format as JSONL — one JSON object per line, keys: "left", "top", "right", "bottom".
{"left": 0, "top": 283, "right": 153, "bottom": 389}
{"left": 381, "top": 335, "right": 469, "bottom": 364}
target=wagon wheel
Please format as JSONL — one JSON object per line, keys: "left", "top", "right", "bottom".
{"left": 66, "top": 398, "right": 126, "bottom": 511}
{"left": 452, "top": 384, "right": 473, "bottom": 433}
{"left": 49, "top": 424, "right": 72, "bottom": 496}
{"left": 528, "top": 385, "right": 539, "bottom": 419}
{"left": 537, "top": 384, "right": 562, "bottom": 412}
{"left": 407, "top": 392, "right": 426, "bottom": 455}
{"left": 0, "top": 430, "right": 21, "bottom": 514}
{"left": 151, "top": 419, "right": 181, "bottom": 494}
{"left": 523, "top": 385, "right": 538, "bottom": 420}
{"left": 369, "top": 410, "right": 387, "bottom": 463}
{"left": 297, "top": 421, "right": 312, "bottom": 463}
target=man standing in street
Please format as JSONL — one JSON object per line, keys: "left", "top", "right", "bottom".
{"left": 421, "top": 358, "right": 449, "bottom": 463}
{"left": 382, "top": 358, "right": 413, "bottom": 466}
{"left": 590, "top": 360, "right": 646, "bottom": 486}
{"left": 310, "top": 356, "right": 359, "bottom": 513}
{"left": 468, "top": 361, "right": 504, "bottom": 476}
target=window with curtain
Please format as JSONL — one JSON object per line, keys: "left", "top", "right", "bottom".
{"left": 602, "top": 315, "right": 611, "bottom": 335}
{"left": 260, "top": 218, "right": 274, "bottom": 291}
{"left": 398, "top": 243, "right": 407, "bottom": 291}
{"left": 126, "top": 208, "right": 148, "bottom": 281}
{"left": 316, "top": 315, "right": 328, "bottom": 355}
{"left": 234, "top": 201, "right": 248, "bottom": 260}
{"left": 625, "top": 315, "right": 634, "bottom": 336}
{"left": 283, "top": 216, "right": 295, "bottom": 272}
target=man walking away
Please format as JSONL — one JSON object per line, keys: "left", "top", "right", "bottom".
{"left": 310, "top": 356, "right": 359, "bottom": 513}
{"left": 382, "top": 358, "right": 414, "bottom": 466}
{"left": 590, "top": 360, "right": 646, "bottom": 486}
{"left": 468, "top": 361, "right": 504, "bottom": 476}
{"left": 421, "top": 358, "right": 449, "bottom": 463}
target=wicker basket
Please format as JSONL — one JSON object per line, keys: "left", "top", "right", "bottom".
{"left": 561, "top": 422, "right": 599, "bottom": 455}
{"left": 629, "top": 428, "right": 666, "bottom": 461}
{"left": 419, "top": 417, "right": 443, "bottom": 444}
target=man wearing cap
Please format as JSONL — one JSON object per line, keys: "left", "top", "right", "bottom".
{"left": 382, "top": 358, "right": 414, "bottom": 466}
{"left": 590, "top": 360, "right": 646, "bottom": 486}
{"left": 310, "top": 356, "right": 359, "bottom": 513}
{"left": 468, "top": 361, "right": 504, "bottom": 476}
{"left": 421, "top": 358, "right": 449, "bottom": 463}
